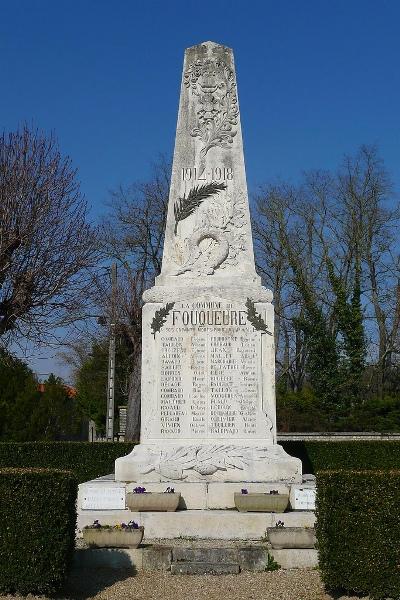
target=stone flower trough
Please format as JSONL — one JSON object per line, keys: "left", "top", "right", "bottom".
{"left": 127, "top": 488, "right": 181, "bottom": 512}
{"left": 234, "top": 491, "right": 289, "bottom": 513}
{"left": 267, "top": 527, "right": 316, "bottom": 549}
{"left": 83, "top": 523, "right": 144, "bottom": 548}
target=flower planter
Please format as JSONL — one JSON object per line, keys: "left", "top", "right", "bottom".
{"left": 127, "top": 492, "right": 181, "bottom": 512}
{"left": 267, "top": 527, "right": 316, "bottom": 549}
{"left": 234, "top": 493, "right": 289, "bottom": 513}
{"left": 83, "top": 526, "right": 144, "bottom": 548}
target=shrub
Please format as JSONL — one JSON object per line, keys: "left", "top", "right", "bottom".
{"left": 0, "top": 441, "right": 135, "bottom": 483}
{"left": 316, "top": 470, "right": 400, "bottom": 599}
{"left": 0, "top": 468, "right": 77, "bottom": 595}
{"left": 280, "top": 440, "right": 400, "bottom": 473}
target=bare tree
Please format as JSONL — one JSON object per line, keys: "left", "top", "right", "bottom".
{"left": 254, "top": 145, "right": 399, "bottom": 401}
{"left": 336, "top": 146, "right": 400, "bottom": 393}
{"left": 93, "top": 157, "right": 170, "bottom": 440}
{"left": 0, "top": 126, "right": 98, "bottom": 347}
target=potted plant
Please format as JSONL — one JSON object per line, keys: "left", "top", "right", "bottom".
{"left": 266, "top": 522, "right": 316, "bottom": 549}
{"left": 126, "top": 486, "right": 181, "bottom": 512}
{"left": 82, "top": 520, "right": 144, "bottom": 548}
{"left": 234, "top": 489, "right": 289, "bottom": 512}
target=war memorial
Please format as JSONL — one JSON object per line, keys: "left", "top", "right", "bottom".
{"left": 78, "top": 42, "right": 315, "bottom": 559}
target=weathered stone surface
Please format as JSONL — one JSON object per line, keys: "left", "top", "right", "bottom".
{"left": 142, "top": 546, "right": 172, "bottom": 571}
{"left": 173, "top": 547, "right": 238, "bottom": 564}
{"left": 171, "top": 561, "right": 240, "bottom": 575}
{"left": 115, "top": 41, "right": 301, "bottom": 485}
{"left": 237, "top": 547, "right": 269, "bottom": 571}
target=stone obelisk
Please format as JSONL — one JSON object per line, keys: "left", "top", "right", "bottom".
{"left": 115, "top": 41, "right": 301, "bottom": 484}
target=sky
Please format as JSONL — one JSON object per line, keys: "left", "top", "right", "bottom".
{"left": 1, "top": 0, "right": 399, "bottom": 381}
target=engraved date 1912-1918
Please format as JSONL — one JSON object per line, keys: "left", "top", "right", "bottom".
{"left": 182, "top": 166, "right": 233, "bottom": 182}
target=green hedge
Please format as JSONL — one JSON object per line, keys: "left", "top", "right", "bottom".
{"left": 0, "top": 441, "right": 135, "bottom": 483}
{"left": 280, "top": 440, "right": 400, "bottom": 472}
{"left": 0, "top": 468, "right": 77, "bottom": 595}
{"left": 316, "top": 470, "right": 400, "bottom": 599}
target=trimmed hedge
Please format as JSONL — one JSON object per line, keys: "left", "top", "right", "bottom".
{"left": 0, "top": 468, "right": 77, "bottom": 595}
{"left": 0, "top": 441, "right": 135, "bottom": 483}
{"left": 280, "top": 440, "right": 400, "bottom": 473}
{"left": 316, "top": 470, "right": 400, "bottom": 599}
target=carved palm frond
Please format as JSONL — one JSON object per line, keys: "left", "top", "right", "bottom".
{"left": 246, "top": 298, "right": 272, "bottom": 335}
{"left": 151, "top": 302, "right": 175, "bottom": 338}
{"left": 174, "top": 182, "right": 227, "bottom": 234}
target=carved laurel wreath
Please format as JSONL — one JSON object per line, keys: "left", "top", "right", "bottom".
{"left": 174, "top": 182, "right": 227, "bottom": 235}
{"left": 141, "top": 445, "right": 272, "bottom": 480}
{"left": 151, "top": 302, "right": 175, "bottom": 338}
{"left": 246, "top": 298, "right": 272, "bottom": 335}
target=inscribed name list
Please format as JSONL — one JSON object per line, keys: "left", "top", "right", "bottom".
{"left": 151, "top": 299, "right": 264, "bottom": 441}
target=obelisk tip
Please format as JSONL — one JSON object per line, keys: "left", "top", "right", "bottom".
{"left": 186, "top": 40, "right": 232, "bottom": 53}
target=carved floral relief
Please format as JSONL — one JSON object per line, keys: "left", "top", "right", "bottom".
{"left": 184, "top": 58, "right": 239, "bottom": 164}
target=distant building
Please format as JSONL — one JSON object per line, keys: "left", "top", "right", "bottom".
{"left": 37, "top": 383, "right": 77, "bottom": 397}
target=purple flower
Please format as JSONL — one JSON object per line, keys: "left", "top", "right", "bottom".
{"left": 241, "top": 488, "right": 248, "bottom": 495}
{"left": 164, "top": 487, "right": 175, "bottom": 493}
{"left": 128, "top": 520, "right": 139, "bottom": 529}
{"left": 133, "top": 486, "right": 146, "bottom": 494}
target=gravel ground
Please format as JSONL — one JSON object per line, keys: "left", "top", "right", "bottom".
{"left": 0, "top": 569, "right": 368, "bottom": 600}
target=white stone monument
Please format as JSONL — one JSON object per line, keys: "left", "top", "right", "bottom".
{"left": 115, "top": 41, "right": 301, "bottom": 486}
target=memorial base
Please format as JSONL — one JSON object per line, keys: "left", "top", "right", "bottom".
{"left": 78, "top": 469, "right": 314, "bottom": 542}
{"left": 114, "top": 442, "right": 301, "bottom": 483}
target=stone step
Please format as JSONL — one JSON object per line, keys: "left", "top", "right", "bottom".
{"left": 270, "top": 548, "right": 318, "bottom": 569}
{"left": 172, "top": 546, "right": 269, "bottom": 571}
{"left": 171, "top": 562, "right": 240, "bottom": 575}
{"left": 79, "top": 475, "right": 313, "bottom": 511}
{"left": 173, "top": 547, "right": 238, "bottom": 563}
{"left": 73, "top": 545, "right": 319, "bottom": 572}
{"left": 78, "top": 509, "right": 315, "bottom": 540}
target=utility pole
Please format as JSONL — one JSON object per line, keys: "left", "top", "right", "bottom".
{"left": 106, "top": 263, "right": 117, "bottom": 442}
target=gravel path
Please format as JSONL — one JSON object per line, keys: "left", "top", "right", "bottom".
{"left": 0, "top": 569, "right": 368, "bottom": 600}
